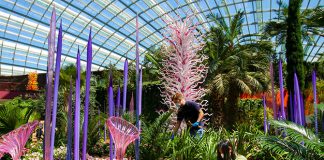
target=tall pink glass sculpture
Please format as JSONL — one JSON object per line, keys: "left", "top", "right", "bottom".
{"left": 106, "top": 117, "right": 140, "bottom": 160}
{"left": 160, "top": 15, "right": 208, "bottom": 110}
{"left": 159, "top": 15, "right": 209, "bottom": 131}
{"left": 0, "top": 121, "right": 39, "bottom": 160}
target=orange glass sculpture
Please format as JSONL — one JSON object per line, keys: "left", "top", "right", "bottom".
{"left": 26, "top": 72, "right": 39, "bottom": 91}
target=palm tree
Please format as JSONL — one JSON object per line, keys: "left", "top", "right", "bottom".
{"left": 203, "top": 11, "right": 274, "bottom": 129}
{"left": 263, "top": 2, "right": 324, "bottom": 46}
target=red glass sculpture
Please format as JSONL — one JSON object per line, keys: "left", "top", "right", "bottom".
{"left": 106, "top": 117, "right": 140, "bottom": 160}
{"left": 0, "top": 121, "right": 39, "bottom": 160}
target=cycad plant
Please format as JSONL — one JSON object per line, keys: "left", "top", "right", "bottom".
{"left": 259, "top": 120, "right": 324, "bottom": 159}
{"left": 203, "top": 11, "right": 273, "bottom": 128}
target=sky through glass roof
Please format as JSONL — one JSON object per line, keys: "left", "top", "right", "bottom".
{"left": 0, "top": 0, "right": 323, "bottom": 75}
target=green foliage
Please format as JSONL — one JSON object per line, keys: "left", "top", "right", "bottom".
{"left": 203, "top": 11, "right": 273, "bottom": 128}
{"left": 88, "top": 140, "right": 109, "bottom": 157}
{"left": 60, "top": 63, "right": 86, "bottom": 88}
{"left": 87, "top": 113, "right": 107, "bottom": 147}
{"left": 263, "top": 2, "right": 323, "bottom": 45}
{"left": 286, "top": 0, "right": 305, "bottom": 94}
{"left": 140, "top": 111, "right": 172, "bottom": 159}
{"left": 238, "top": 99, "right": 269, "bottom": 128}
{"left": 259, "top": 120, "right": 324, "bottom": 159}
{"left": 143, "top": 46, "right": 165, "bottom": 81}
{"left": 0, "top": 96, "right": 44, "bottom": 135}
{"left": 121, "top": 111, "right": 136, "bottom": 124}
{"left": 87, "top": 114, "right": 109, "bottom": 157}
{"left": 138, "top": 112, "right": 265, "bottom": 159}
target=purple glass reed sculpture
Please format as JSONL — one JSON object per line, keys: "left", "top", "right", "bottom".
{"left": 74, "top": 49, "right": 81, "bottom": 160}
{"left": 50, "top": 20, "right": 63, "bottom": 160}
{"left": 0, "top": 121, "right": 39, "bottom": 160}
{"left": 106, "top": 117, "right": 140, "bottom": 160}
{"left": 289, "top": 91, "right": 294, "bottom": 122}
{"left": 82, "top": 28, "right": 93, "bottom": 160}
{"left": 135, "top": 13, "right": 140, "bottom": 160}
{"left": 263, "top": 95, "right": 268, "bottom": 133}
{"left": 300, "top": 93, "right": 306, "bottom": 125}
{"left": 130, "top": 93, "right": 134, "bottom": 114}
{"left": 270, "top": 61, "right": 277, "bottom": 120}
{"left": 44, "top": 7, "right": 56, "bottom": 159}
{"left": 279, "top": 59, "right": 286, "bottom": 120}
{"left": 66, "top": 78, "right": 73, "bottom": 160}
{"left": 116, "top": 84, "right": 121, "bottom": 116}
{"left": 123, "top": 59, "right": 128, "bottom": 113}
{"left": 294, "top": 73, "right": 303, "bottom": 125}
{"left": 312, "top": 70, "right": 318, "bottom": 135}
{"left": 108, "top": 71, "right": 115, "bottom": 160}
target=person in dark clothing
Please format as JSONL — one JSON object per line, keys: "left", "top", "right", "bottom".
{"left": 217, "top": 140, "right": 247, "bottom": 160}
{"left": 171, "top": 92, "right": 204, "bottom": 139}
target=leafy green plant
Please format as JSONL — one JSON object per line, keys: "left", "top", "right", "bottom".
{"left": 259, "top": 120, "right": 324, "bottom": 159}
{"left": 0, "top": 97, "right": 44, "bottom": 135}
{"left": 140, "top": 111, "right": 172, "bottom": 159}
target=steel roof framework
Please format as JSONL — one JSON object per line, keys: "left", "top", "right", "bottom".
{"left": 0, "top": 0, "right": 322, "bottom": 75}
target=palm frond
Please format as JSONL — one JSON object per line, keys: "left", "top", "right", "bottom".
{"left": 210, "top": 74, "right": 228, "bottom": 95}
{"left": 269, "top": 120, "right": 318, "bottom": 142}
{"left": 236, "top": 78, "right": 252, "bottom": 94}
{"left": 245, "top": 74, "right": 262, "bottom": 92}
{"left": 259, "top": 136, "right": 305, "bottom": 160}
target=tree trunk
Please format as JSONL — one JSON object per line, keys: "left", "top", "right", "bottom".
{"left": 224, "top": 85, "right": 240, "bottom": 130}
{"left": 208, "top": 89, "right": 225, "bottom": 129}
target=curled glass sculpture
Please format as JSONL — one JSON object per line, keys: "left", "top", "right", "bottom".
{"left": 0, "top": 121, "right": 39, "bottom": 160}
{"left": 106, "top": 117, "right": 140, "bottom": 160}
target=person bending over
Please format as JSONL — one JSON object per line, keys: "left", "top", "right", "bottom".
{"left": 217, "top": 140, "right": 246, "bottom": 160}
{"left": 171, "top": 92, "right": 204, "bottom": 139}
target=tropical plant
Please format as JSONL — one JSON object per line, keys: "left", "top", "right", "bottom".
{"left": 285, "top": 0, "right": 305, "bottom": 122}
{"left": 60, "top": 63, "right": 86, "bottom": 88}
{"left": 259, "top": 120, "right": 324, "bottom": 159}
{"left": 263, "top": 2, "right": 323, "bottom": 45}
{"left": 0, "top": 97, "right": 43, "bottom": 135}
{"left": 317, "top": 103, "right": 324, "bottom": 134}
{"left": 87, "top": 113, "right": 107, "bottom": 149}
{"left": 203, "top": 11, "right": 273, "bottom": 128}
{"left": 143, "top": 46, "right": 165, "bottom": 81}
{"left": 140, "top": 111, "right": 172, "bottom": 159}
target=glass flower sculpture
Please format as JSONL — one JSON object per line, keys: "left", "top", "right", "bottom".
{"left": 0, "top": 121, "right": 39, "bottom": 160}
{"left": 106, "top": 117, "right": 140, "bottom": 160}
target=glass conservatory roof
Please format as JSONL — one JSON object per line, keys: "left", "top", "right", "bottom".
{"left": 0, "top": 0, "right": 323, "bottom": 75}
